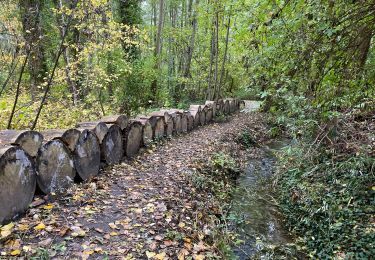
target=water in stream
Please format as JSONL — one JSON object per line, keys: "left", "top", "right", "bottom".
{"left": 230, "top": 140, "right": 297, "bottom": 259}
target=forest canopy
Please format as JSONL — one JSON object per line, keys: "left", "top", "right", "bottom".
{"left": 0, "top": 0, "right": 374, "bottom": 129}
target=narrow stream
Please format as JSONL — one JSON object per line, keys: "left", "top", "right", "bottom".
{"left": 230, "top": 139, "right": 296, "bottom": 259}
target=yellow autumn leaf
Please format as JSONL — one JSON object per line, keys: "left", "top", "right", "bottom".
{"left": 1, "top": 222, "right": 14, "bottom": 238}
{"left": 18, "top": 224, "right": 29, "bottom": 231}
{"left": 43, "top": 204, "right": 54, "bottom": 210}
{"left": 83, "top": 250, "right": 94, "bottom": 255}
{"left": 10, "top": 249, "right": 21, "bottom": 256}
{"left": 155, "top": 251, "right": 166, "bottom": 260}
{"left": 146, "top": 251, "right": 156, "bottom": 259}
{"left": 34, "top": 223, "right": 46, "bottom": 231}
{"left": 178, "top": 222, "right": 186, "bottom": 228}
{"left": 193, "top": 254, "right": 205, "bottom": 260}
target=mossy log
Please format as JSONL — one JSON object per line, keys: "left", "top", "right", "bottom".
{"left": 101, "top": 115, "right": 128, "bottom": 131}
{"left": 73, "top": 130, "right": 101, "bottom": 181}
{"left": 36, "top": 140, "right": 75, "bottom": 194}
{"left": 0, "top": 145, "right": 36, "bottom": 224}
{"left": 131, "top": 118, "right": 153, "bottom": 147}
{"left": 0, "top": 130, "right": 43, "bottom": 157}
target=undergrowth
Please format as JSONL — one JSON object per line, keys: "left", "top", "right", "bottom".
{"left": 190, "top": 151, "right": 241, "bottom": 259}
{"left": 270, "top": 104, "right": 375, "bottom": 259}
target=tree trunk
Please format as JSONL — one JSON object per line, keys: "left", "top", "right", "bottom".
{"left": 19, "top": 0, "right": 47, "bottom": 96}
{"left": 151, "top": 0, "right": 165, "bottom": 100}
{"left": 218, "top": 10, "right": 231, "bottom": 97}
{"left": 0, "top": 145, "right": 36, "bottom": 224}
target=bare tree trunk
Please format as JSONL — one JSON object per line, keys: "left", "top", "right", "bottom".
{"left": 19, "top": 0, "right": 47, "bottom": 97}
{"left": 151, "top": 0, "right": 165, "bottom": 101}
{"left": 213, "top": 9, "right": 219, "bottom": 99}
{"left": 54, "top": 0, "right": 79, "bottom": 105}
{"left": 7, "top": 52, "right": 30, "bottom": 129}
{"left": 218, "top": 9, "right": 231, "bottom": 98}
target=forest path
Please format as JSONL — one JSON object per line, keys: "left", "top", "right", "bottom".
{"left": 1, "top": 107, "right": 264, "bottom": 259}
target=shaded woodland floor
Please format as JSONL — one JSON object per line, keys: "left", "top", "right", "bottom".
{"left": 0, "top": 111, "right": 269, "bottom": 259}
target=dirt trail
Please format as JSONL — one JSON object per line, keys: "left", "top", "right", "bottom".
{"left": 0, "top": 111, "right": 266, "bottom": 259}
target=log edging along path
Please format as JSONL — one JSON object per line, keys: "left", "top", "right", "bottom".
{"left": 0, "top": 98, "right": 244, "bottom": 224}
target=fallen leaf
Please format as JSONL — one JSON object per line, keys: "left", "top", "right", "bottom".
{"left": 10, "top": 249, "right": 21, "bottom": 256}
{"left": 146, "top": 251, "right": 156, "bottom": 259}
{"left": 43, "top": 204, "right": 54, "bottom": 210}
{"left": 155, "top": 251, "right": 166, "bottom": 260}
{"left": 193, "top": 254, "right": 205, "bottom": 260}
{"left": 178, "top": 222, "right": 186, "bottom": 228}
{"left": 34, "top": 223, "right": 46, "bottom": 231}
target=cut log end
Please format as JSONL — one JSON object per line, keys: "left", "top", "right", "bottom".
{"left": 73, "top": 130, "right": 101, "bottom": 181}
{"left": 36, "top": 140, "right": 75, "bottom": 194}
{"left": 0, "top": 146, "right": 36, "bottom": 224}
{"left": 124, "top": 122, "right": 143, "bottom": 158}
{"left": 0, "top": 130, "right": 43, "bottom": 157}
{"left": 101, "top": 124, "right": 123, "bottom": 165}
{"left": 101, "top": 115, "right": 128, "bottom": 131}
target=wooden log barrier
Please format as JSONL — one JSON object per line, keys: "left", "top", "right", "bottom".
{"left": 36, "top": 138, "right": 75, "bottom": 194}
{"left": 139, "top": 115, "right": 165, "bottom": 139}
{"left": 73, "top": 130, "right": 101, "bottom": 181}
{"left": 131, "top": 118, "right": 153, "bottom": 147}
{"left": 101, "top": 115, "right": 128, "bottom": 131}
{"left": 123, "top": 121, "right": 143, "bottom": 157}
{"left": 101, "top": 124, "right": 123, "bottom": 165}
{"left": 0, "top": 130, "right": 43, "bottom": 157}
{"left": 165, "top": 118, "right": 174, "bottom": 137}
{"left": 186, "top": 113, "right": 194, "bottom": 131}
{"left": 0, "top": 145, "right": 36, "bottom": 224}
{"left": 169, "top": 109, "right": 188, "bottom": 133}
{"left": 205, "top": 101, "right": 217, "bottom": 117}
{"left": 189, "top": 109, "right": 201, "bottom": 128}
{"left": 77, "top": 122, "right": 123, "bottom": 165}
{"left": 205, "top": 107, "right": 213, "bottom": 123}
{"left": 223, "top": 100, "right": 230, "bottom": 114}
{"left": 189, "top": 105, "right": 205, "bottom": 126}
